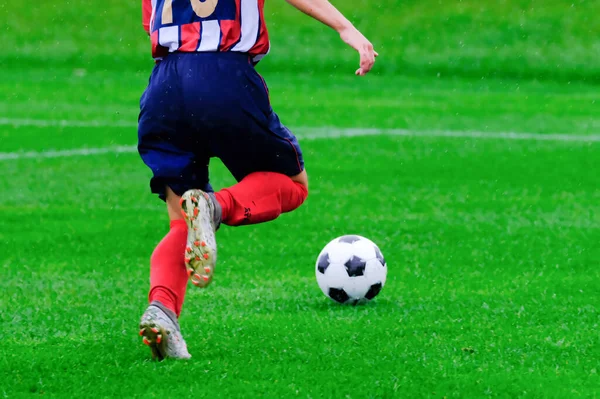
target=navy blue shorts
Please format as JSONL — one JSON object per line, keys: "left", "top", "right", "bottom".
{"left": 138, "top": 52, "right": 304, "bottom": 200}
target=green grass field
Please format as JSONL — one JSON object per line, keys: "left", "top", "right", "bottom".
{"left": 1, "top": 0, "right": 599, "bottom": 397}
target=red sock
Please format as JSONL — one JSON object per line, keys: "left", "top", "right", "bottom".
{"left": 215, "top": 172, "right": 308, "bottom": 226}
{"left": 148, "top": 219, "right": 188, "bottom": 317}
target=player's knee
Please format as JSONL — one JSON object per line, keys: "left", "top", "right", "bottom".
{"left": 294, "top": 176, "right": 309, "bottom": 207}
{"left": 291, "top": 170, "right": 309, "bottom": 192}
{"left": 281, "top": 171, "right": 308, "bottom": 214}
{"left": 293, "top": 171, "right": 308, "bottom": 204}
{"left": 295, "top": 180, "right": 308, "bottom": 203}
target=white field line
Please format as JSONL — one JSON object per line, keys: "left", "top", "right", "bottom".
{"left": 0, "top": 119, "right": 599, "bottom": 162}
{"left": 0, "top": 146, "right": 136, "bottom": 161}
{"left": 295, "top": 127, "right": 600, "bottom": 142}
{"left": 0, "top": 118, "right": 138, "bottom": 128}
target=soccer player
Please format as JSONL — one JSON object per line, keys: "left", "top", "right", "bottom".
{"left": 137, "top": 0, "right": 378, "bottom": 360}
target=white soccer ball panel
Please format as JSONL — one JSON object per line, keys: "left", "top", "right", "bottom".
{"left": 351, "top": 238, "right": 377, "bottom": 261}
{"left": 342, "top": 276, "right": 370, "bottom": 300}
{"left": 353, "top": 235, "right": 378, "bottom": 248}
{"left": 316, "top": 270, "right": 330, "bottom": 296}
{"left": 322, "top": 262, "right": 350, "bottom": 288}
{"left": 365, "top": 258, "right": 387, "bottom": 286}
{"left": 326, "top": 242, "right": 354, "bottom": 264}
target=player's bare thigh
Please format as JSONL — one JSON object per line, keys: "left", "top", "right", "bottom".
{"left": 166, "top": 186, "right": 185, "bottom": 221}
{"left": 164, "top": 170, "right": 308, "bottom": 221}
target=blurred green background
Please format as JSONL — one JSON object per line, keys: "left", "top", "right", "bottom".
{"left": 3, "top": 0, "right": 599, "bottom": 81}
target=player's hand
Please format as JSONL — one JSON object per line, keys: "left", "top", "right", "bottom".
{"left": 339, "top": 26, "right": 379, "bottom": 76}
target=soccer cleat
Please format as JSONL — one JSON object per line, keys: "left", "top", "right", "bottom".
{"left": 139, "top": 301, "right": 191, "bottom": 361}
{"left": 180, "top": 190, "right": 220, "bottom": 288}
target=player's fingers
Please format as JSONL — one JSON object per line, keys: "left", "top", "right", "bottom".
{"left": 356, "top": 67, "right": 368, "bottom": 76}
{"left": 358, "top": 61, "right": 369, "bottom": 75}
{"left": 359, "top": 51, "right": 375, "bottom": 74}
{"left": 360, "top": 51, "right": 370, "bottom": 66}
{"left": 365, "top": 45, "right": 376, "bottom": 68}
{"left": 356, "top": 41, "right": 376, "bottom": 76}
{"left": 358, "top": 63, "right": 371, "bottom": 75}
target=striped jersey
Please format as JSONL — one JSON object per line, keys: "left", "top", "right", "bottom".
{"left": 142, "top": 0, "right": 270, "bottom": 62}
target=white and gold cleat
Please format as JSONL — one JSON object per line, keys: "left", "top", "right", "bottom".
{"left": 139, "top": 301, "right": 191, "bottom": 361}
{"left": 180, "top": 190, "right": 220, "bottom": 288}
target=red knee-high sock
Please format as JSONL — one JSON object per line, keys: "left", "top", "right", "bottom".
{"left": 215, "top": 172, "right": 308, "bottom": 226}
{"left": 148, "top": 219, "right": 189, "bottom": 317}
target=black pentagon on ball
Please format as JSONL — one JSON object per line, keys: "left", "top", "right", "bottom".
{"left": 364, "top": 282, "right": 383, "bottom": 300}
{"left": 328, "top": 287, "right": 349, "bottom": 303}
{"left": 338, "top": 235, "right": 362, "bottom": 244}
{"left": 317, "top": 253, "right": 330, "bottom": 274}
{"left": 374, "top": 246, "right": 386, "bottom": 266}
{"left": 344, "top": 256, "right": 367, "bottom": 277}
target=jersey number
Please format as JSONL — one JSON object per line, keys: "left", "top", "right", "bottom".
{"left": 162, "top": 0, "right": 219, "bottom": 24}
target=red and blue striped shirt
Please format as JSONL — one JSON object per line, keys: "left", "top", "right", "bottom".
{"left": 142, "top": 0, "right": 270, "bottom": 62}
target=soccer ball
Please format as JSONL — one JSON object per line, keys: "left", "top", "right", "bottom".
{"left": 315, "top": 235, "right": 387, "bottom": 304}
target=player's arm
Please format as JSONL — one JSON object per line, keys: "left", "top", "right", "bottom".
{"left": 142, "top": 0, "right": 152, "bottom": 35}
{"left": 284, "top": 0, "right": 378, "bottom": 76}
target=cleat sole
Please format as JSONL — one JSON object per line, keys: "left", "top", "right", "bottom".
{"left": 181, "top": 190, "right": 217, "bottom": 289}
{"left": 139, "top": 323, "right": 168, "bottom": 361}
